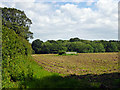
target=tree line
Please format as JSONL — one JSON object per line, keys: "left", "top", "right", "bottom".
{"left": 32, "top": 38, "right": 120, "bottom": 54}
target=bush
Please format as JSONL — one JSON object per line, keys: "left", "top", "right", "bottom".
{"left": 58, "top": 51, "right": 66, "bottom": 55}
{"left": 2, "top": 25, "right": 33, "bottom": 88}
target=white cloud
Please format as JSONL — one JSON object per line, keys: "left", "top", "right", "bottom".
{"left": 0, "top": 0, "right": 35, "bottom": 2}
{"left": 0, "top": 2, "right": 7, "bottom": 7}
{"left": 0, "top": 0, "right": 118, "bottom": 42}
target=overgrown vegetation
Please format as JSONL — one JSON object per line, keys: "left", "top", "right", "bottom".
{"left": 2, "top": 7, "right": 34, "bottom": 88}
{"left": 2, "top": 25, "right": 34, "bottom": 88}
{"left": 32, "top": 38, "right": 120, "bottom": 54}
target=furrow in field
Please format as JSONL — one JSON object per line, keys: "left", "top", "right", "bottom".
{"left": 32, "top": 53, "right": 118, "bottom": 75}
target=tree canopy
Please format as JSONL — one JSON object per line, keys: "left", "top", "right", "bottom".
{"left": 2, "top": 7, "right": 33, "bottom": 88}
{"left": 2, "top": 7, "right": 33, "bottom": 40}
{"left": 32, "top": 37, "right": 119, "bottom": 54}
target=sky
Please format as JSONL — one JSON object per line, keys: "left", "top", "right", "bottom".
{"left": 0, "top": 0, "right": 119, "bottom": 43}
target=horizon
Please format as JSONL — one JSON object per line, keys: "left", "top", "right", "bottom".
{"left": 29, "top": 37, "right": 118, "bottom": 43}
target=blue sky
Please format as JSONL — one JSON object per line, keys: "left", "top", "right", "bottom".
{"left": 0, "top": 0, "right": 118, "bottom": 43}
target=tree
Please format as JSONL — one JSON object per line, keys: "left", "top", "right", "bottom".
{"left": 83, "top": 44, "right": 94, "bottom": 53}
{"left": 47, "top": 40, "right": 56, "bottom": 43}
{"left": 40, "top": 42, "right": 52, "bottom": 54}
{"left": 56, "top": 40, "right": 65, "bottom": 43}
{"left": 117, "top": 41, "right": 120, "bottom": 51}
{"left": 69, "top": 37, "right": 81, "bottom": 42}
{"left": 91, "top": 42, "right": 105, "bottom": 52}
{"left": 66, "top": 42, "right": 93, "bottom": 53}
{"left": 106, "top": 42, "right": 118, "bottom": 52}
{"left": 31, "top": 39, "right": 43, "bottom": 54}
{"left": 2, "top": 7, "right": 33, "bottom": 40}
{"left": 31, "top": 38, "right": 119, "bottom": 54}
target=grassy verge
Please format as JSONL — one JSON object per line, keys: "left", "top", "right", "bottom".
{"left": 5, "top": 56, "right": 61, "bottom": 88}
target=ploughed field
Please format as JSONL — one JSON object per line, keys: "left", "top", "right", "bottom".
{"left": 32, "top": 53, "right": 118, "bottom": 75}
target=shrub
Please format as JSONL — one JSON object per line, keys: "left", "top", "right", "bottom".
{"left": 58, "top": 51, "right": 66, "bottom": 55}
{"left": 2, "top": 25, "right": 33, "bottom": 88}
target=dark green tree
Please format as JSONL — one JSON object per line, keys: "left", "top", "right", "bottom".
{"left": 66, "top": 42, "right": 93, "bottom": 53}
{"left": 2, "top": 7, "right": 33, "bottom": 40}
{"left": 47, "top": 40, "right": 57, "bottom": 43}
{"left": 106, "top": 42, "right": 118, "bottom": 52}
{"left": 69, "top": 37, "right": 81, "bottom": 42}
{"left": 117, "top": 41, "right": 120, "bottom": 51}
{"left": 31, "top": 39, "right": 43, "bottom": 54}
{"left": 91, "top": 42, "right": 105, "bottom": 52}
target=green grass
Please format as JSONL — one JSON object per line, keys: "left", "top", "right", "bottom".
{"left": 6, "top": 56, "right": 61, "bottom": 88}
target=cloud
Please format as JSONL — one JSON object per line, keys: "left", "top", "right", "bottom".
{"left": 0, "top": 0, "right": 118, "bottom": 42}
{"left": 0, "top": 0, "right": 35, "bottom": 2}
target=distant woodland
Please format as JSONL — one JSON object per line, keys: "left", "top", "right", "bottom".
{"left": 32, "top": 38, "right": 120, "bottom": 54}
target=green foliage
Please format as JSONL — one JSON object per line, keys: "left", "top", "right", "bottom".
{"left": 2, "top": 25, "right": 33, "bottom": 88}
{"left": 58, "top": 51, "right": 66, "bottom": 55}
{"left": 1, "top": 7, "right": 34, "bottom": 88}
{"left": 66, "top": 42, "right": 94, "bottom": 53}
{"left": 32, "top": 39, "right": 43, "bottom": 54}
{"left": 106, "top": 42, "right": 118, "bottom": 52}
{"left": 91, "top": 42, "right": 105, "bottom": 53}
{"left": 2, "top": 7, "right": 33, "bottom": 40}
{"left": 32, "top": 40, "right": 67, "bottom": 54}
{"left": 69, "top": 37, "right": 81, "bottom": 42}
{"left": 100, "top": 40, "right": 119, "bottom": 52}
{"left": 32, "top": 37, "right": 119, "bottom": 54}
{"left": 41, "top": 42, "right": 52, "bottom": 54}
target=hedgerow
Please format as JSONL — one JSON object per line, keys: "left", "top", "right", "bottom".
{"left": 2, "top": 25, "right": 33, "bottom": 88}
